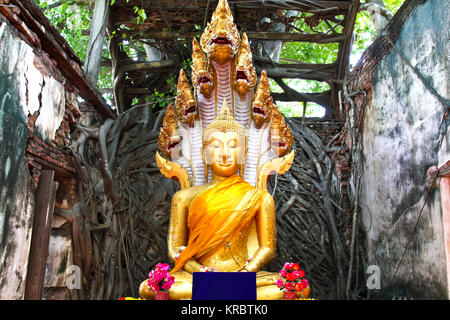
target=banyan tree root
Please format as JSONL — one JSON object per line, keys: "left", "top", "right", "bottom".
{"left": 266, "top": 118, "right": 366, "bottom": 299}
{"left": 69, "top": 105, "right": 366, "bottom": 300}
{"left": 68, "top": 105, "right": 176, "bottom": 299}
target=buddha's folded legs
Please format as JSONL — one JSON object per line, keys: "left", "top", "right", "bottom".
{"left": 139, "top": 270, "right": 309, "bottom": 300}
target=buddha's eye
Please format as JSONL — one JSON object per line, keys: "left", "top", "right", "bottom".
{"left": 210, "top": 141, "right": 221, "bottom": 149}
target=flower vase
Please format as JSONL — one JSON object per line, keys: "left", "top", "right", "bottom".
{"left": 283, "top": 291, "right": 297, "bottom": 300}
{"left": 155, "top": 291, "right": 169, "bottom": 300}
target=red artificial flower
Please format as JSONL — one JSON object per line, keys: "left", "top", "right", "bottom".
{"left": 298, "top": 270, "right": 305, "bottom": 278}
{"left": 276, "top": 279, "right": 284, "bottom": 288}
{"left": 286, "top": 272, "right": 296, "bottom": 281}
{"left": 295, "top": 282, "right": 305, "bottom": 292}
{"left": 292, "top": 263, "right": 300, "bottom": 271}
{"left": 301, "top": 278, "right": 309, "bottom": 288}
{"left": 279, "top": 269, "right": 287, "bottom": 278}
{"left": 284, "top": 282, "right": 294, "bottom": 291}
{"left": 148, "top": 263, "right": 174, "bottom": 293}
{"left": 284, "top": 263, "right": 294, "bottom": 270}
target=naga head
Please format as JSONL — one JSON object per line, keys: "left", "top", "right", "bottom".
{"left": 270, "top": 104, "right": 293, "bottom": 157}
{"left": 234, "top": 33, "right": 257, "bottom": 100}
{"left": 158, "top": 104, "right": 182, "bottom": 159}
{"left": 191, "top": 38, "right": 214, "bottom": 99}
{"left": 200, "top": 0, "right": 240, "bottom": 65}
{"left": 252, "top": 70, "right": 272, "bottom": 128}
{"left": 175, "top": 69, "right": 197, "bottom": 128}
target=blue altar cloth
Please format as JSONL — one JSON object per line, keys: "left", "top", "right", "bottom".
{"left": 192, "top": 272, "right": 257, "bottom": 300}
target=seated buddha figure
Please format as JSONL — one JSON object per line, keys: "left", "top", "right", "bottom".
{"left": 139, "top": 102, "right": 306, "bottom": 300}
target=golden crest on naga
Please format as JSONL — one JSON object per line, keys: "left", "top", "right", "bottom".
{"left": 156, "top": 0, "right": 294, "bottom": 190}
{"left": 191, "top": 38, "right": 214, "bottom": 99}
{"left": 270, "top": 104, "right": 294, "bottom": 157}
{"left": 252, "top": 70, "right": 273, "bottom": 129}
{"left": 234, "top": 33, "right": 257, "bottom": 100}
{"left": 157, "top": 104, "right": 182, "bottom": 159}
{"left": 200, "top": 0, "right": 240, "bottom": 65}
{"left": 174, "top": 69, "right": 197, "bottom": 128}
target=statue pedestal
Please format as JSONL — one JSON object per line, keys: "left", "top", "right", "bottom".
{"left": 192, "top": 272, "right": 256, "bottom": 300}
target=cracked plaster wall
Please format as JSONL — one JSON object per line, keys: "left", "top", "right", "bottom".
{"left": 0, "top": 23, "right": 67, "bottom": 299}
{"left": 360, "top": 0, "right": 449, "bottom": 299}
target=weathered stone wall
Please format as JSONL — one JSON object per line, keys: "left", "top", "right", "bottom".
{"left": 0, "top": 21, "right": 88, "bottom": 299}
{"left": 345, "top": 0, "right": 449, "bottom": 299}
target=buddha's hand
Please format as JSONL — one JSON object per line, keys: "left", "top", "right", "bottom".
{"left": 200, "top": 265, "right": 220, "bottom": 272}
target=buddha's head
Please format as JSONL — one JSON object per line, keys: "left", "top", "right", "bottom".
{"left": 200, "top": 0, "right": 240, "bottom": 65}
{"left": 202, "top": 100, "right": 247, "bottom": 178}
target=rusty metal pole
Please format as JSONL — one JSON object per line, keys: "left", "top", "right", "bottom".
{"left": 24, "top": 170, "right": 58, "bottom": 300}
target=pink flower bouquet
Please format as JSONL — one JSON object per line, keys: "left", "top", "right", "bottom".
{"left": 276, "top": 262, "right": 308, "bottom": 293}
{"left": 147, "top": 263, "right": 175, "bottom": 293}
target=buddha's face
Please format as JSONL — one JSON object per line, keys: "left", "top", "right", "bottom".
{"left": 203, "top": 131, "right": 244, "bottom": 177}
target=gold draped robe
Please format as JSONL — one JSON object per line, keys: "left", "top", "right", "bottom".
{"left": 171, "top": 174, "right": 266, "bottom": 273}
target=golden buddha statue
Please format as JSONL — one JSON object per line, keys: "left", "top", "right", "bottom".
{"left": 140, "top": 102, "right": 307, "bottom": 300}
{"left": 139, "top": 0, "right": 309, "bottom": 300}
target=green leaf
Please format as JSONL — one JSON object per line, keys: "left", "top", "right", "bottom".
{"left": 61, "top": 2, "right": 69, "bottom": 14}
{"left": 138, "top": 8, "right": 147, "bottom": 21}
{"left": 110, "top": 0, "right": 115, "bottom": 5}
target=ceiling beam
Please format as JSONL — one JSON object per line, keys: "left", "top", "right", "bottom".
{"left": 115, "top": 30, "right": 347, "bottom": 44}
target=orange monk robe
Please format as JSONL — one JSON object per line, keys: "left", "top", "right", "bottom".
{"left": 171, "top": 174, "right": 266, "bottom": 272}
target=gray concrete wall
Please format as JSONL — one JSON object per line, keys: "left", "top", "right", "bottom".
{"left": 360, "top": 0, "right": 449, "bottom": 299}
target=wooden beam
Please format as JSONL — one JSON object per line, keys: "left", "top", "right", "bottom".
{"left": 254, "top": 56, "right": 338, "bottom": 72}
{"left": 258, "top": 66, "right": 334, "bottom": 82}
{"left": 116, "top": 30, "right": 198, "bottom": 40}
{"left": 246, "top": 31, "right": 347, "bottom": 43}
{"left": 336, "top": 0, "right": 360, "bottom": 80}
{"left": 272, "top": 90, "right": 331, "bottom": 108}
{"left": 24, "top": 170, "right": 58, "bottom": 300}
{"left": 113, "top": 60, "right": 175, "bottom": 88}
{"left": 116, "top": 30, "right": 347, "bottom": 44}
{"left": 272, "top": 77, "right": 331, "bottom": 109}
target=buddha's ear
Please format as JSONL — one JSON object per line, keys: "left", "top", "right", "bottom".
{"left": 201, "top": 145, "right": 210, "bottom": 182}
{"left": 201, "top": 144, "right": 209, "bottom": 165}
{"left": 237, "top": 145, "right": 246, "bottom": 166}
